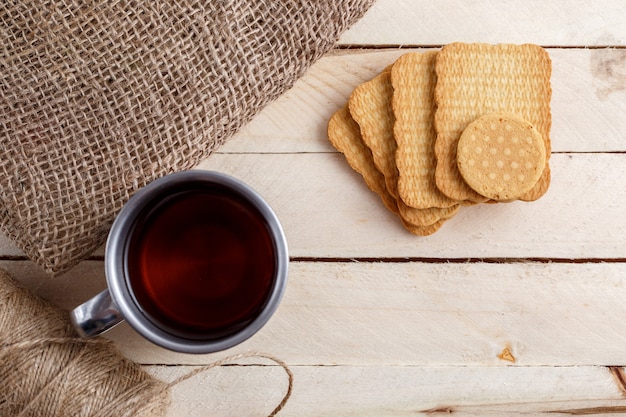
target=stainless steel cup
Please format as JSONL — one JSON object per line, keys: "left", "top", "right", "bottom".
{"left": 70, "top": 171, "right": 288, "bottom": 354}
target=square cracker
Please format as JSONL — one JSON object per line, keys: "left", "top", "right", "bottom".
{"left": 391, "top": 51, "right": 459, "bottom": 209}
{"left": 327, "top": 105, "right": 451, "bottom": 236}
{"left": 348, "top": 67, "right": 459, "bottom": 227}
{"left": 327, "top": 105, "right": 398, "bottom": 215}
{"left": 434, "top": 43, "right": 552, "bottom": 202}
{"left": 348, "top": 67, "right": 398, "bottom": 199}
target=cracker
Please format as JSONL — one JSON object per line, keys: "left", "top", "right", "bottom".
{"left": 390, "top": 51, "right": 459, "bottom": 209}
{"left": 348, "top": 68, "right": 399, "bottom": 198}
{"left": 434, "top": 43, "right": 552, "bottom": 202}
{"left": 399, "top": 201, "right": 459, "bottom": 226}
{"left": 349, "top": 67, "right": 460, "bottom": 227}
{"left": 457, "top": 112, "right": 546, "bottom": 201}
{"left": 401, "top": 217, "right": 447, "bottom": 237}
{"left": 327, "top": 105, "right": 452, "bottom": 235}
{"left": 327, "top": 105, "right": 398, "bottom": 214}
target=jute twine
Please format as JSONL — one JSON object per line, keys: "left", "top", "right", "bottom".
{"left": 0, "top": 0, "right": 374, "bottom": 275}
{"left": 0, "top": 268, "right": 293, "bottom": 417}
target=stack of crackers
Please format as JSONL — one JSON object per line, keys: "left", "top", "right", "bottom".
{"left": 327, "top": 43, "right": 552, "bottom": 235}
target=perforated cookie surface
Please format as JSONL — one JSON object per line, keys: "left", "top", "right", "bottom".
{"left": 456, "top": 112, "right": 546, "bottom": 201}
{"left": 434, "top": 43, "right": 552, "bottom": 202}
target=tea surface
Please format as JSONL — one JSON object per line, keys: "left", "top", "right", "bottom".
{"left": 127, "top": 187, "right": 276, "bottom": 339}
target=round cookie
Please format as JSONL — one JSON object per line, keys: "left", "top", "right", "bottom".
{"left": 456, "top": 112, "right": 546, "bottom": 201}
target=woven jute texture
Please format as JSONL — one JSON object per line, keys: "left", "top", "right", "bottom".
{"left": 0, "top": 0, "right": 374, "bottom": 275}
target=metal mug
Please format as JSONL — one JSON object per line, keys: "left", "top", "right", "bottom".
{"left": 70, "top": 171, "right": 288, "bottom": 354}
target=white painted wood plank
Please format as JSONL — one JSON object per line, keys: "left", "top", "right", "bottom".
{"left": 220, "top": 48, "right": 626, "bottom": 154}
{"left": 0, "top": 233, "right": 23, "bottom": 256}
{"left": 545, "top": 48, "right": 626, "bottom": 153}
{"left": 1, "top": 48, "right": 625, "bottom": 256}
{"left": 218, "top": 49, "right": 412, "bottom": 153}
{"left": 197, "top": 153, "right": 626, "bottom": 259}
{"left": 2, "top": 152, "right": 623, "bottom": 258}
{"left": 339, "top": 0, "right": 626, "bottom": 47}
{"left": 6, "top": 260, "right": 626, "bottom": 367}
{"left": 119, "top": 262, "right": 626, "bottom": 366}
{"left": 145, "top": 364, "right": 625, "bottom": 417}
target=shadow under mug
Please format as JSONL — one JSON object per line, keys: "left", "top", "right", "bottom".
{"left": 70, "top": 171, "right": 288, "bottom": 354}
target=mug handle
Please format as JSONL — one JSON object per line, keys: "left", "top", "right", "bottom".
{"left": 70, "top": 289, "right": 124, "bottom": 337}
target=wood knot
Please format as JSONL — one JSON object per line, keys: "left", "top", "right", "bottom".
{"left": 498, "top": 346, "right": 516, "bottom": 363}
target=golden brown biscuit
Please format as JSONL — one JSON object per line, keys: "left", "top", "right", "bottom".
{"left": 348, "top": 68, "right": 399, "bottom": 198}
{"left": 390, "top": 51, "right": 459, "bottom": 209}
{"left": 327, "top": 105, "right": 454, "bottom": 235}
{"left": 434, "top": 43, "right": 552, "bottom": 202}
{"left": 348, "top": 67, "right": 460, "bottom": 227}
{"left": 457, "top": 112, "right": 546, "bottom": 201}
{"left": 327, "top": 105, "right": 398, "bottom": 214}
{"left": 401, "top": 217, "right": 447, "bottom": 236}
{"left": 398, "top": 202, "right": 459, "bottom": 228}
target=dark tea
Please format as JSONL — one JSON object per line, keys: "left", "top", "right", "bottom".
{"left": 126, "top": 184, "right": 276, "bottom": 340}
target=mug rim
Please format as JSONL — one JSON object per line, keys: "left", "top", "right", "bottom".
{"left": 105, "top": 170, "right": 288, "bottom": 353}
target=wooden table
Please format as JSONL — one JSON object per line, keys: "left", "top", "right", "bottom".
{"left": 3, "top": 0, "right": 626, "bottom": 415}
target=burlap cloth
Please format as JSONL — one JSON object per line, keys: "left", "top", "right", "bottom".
{"left": 0, "top": 0, "right": 374, "bottom": 275}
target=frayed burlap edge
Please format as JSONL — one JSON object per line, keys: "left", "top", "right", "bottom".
{"left": 0, "top": 0, "right": 375, "bottom": 275}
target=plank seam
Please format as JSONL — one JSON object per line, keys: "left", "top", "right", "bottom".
{"left": 334, "top": 44, "right": 626, "bottom": 50}
{"left": 1, "top": 256, "right": 624, "bottom": 264}
{"left": 290, "top": 257, "right": 626, "bottom": 264}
